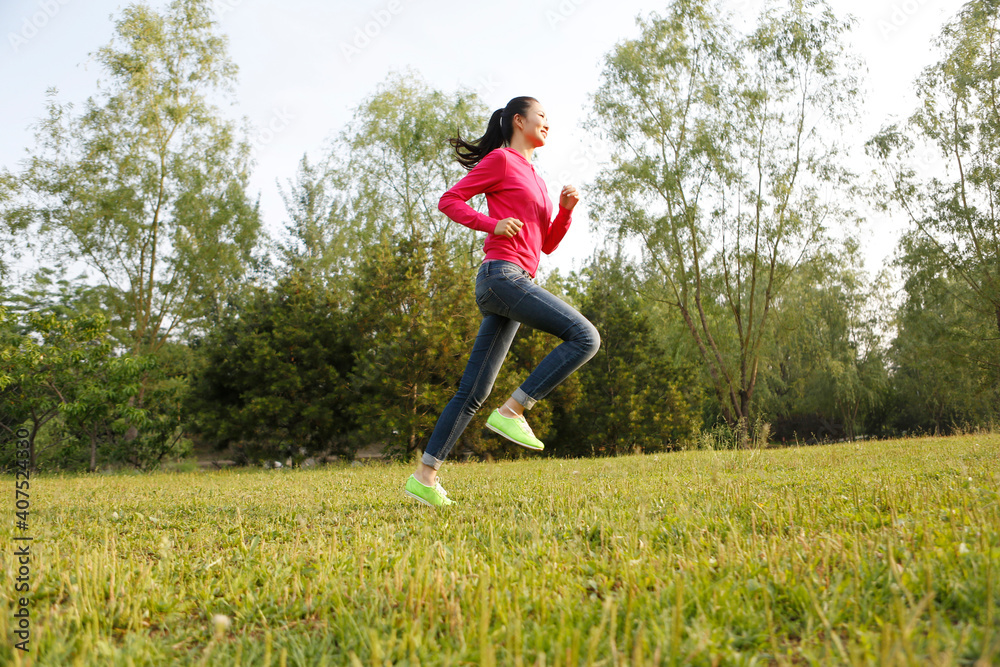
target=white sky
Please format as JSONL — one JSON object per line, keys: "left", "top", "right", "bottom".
{"left": 0, "top": 0, "right": 959, "bottom": 283}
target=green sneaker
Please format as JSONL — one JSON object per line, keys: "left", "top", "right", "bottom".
{"left": 486, "top": 409, "right": 544, "bottom": 451}
{"left": 404, "top": 475, "right": 454, "bottom": 508}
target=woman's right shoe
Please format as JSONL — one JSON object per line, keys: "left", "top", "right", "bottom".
{"left": 486, "top": 409, "right": 545, "bottom": 451}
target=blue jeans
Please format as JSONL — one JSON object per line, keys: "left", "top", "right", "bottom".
{"left": 421, "top": 260, "right": 600, "bottom": 469}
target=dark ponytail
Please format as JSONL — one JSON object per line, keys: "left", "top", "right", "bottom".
{"left": 449, "top": 96, "right": 538, "bottom": 170}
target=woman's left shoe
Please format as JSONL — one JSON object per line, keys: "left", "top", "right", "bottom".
{"left": 486, "top": 409, "right": 545, "bottom": 451}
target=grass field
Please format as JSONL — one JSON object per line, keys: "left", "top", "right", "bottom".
{"left": 2, "top": 434, "right": 998, "bottom": 666}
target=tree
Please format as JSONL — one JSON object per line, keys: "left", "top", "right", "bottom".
{"left": 0, "top": 309, "right": 152, "bottom": 471}
{"left": 276, "top": 154, "right": 356, "bottom": 297}
{"left": 8, "top": 0, "right": 263, "bottom": 356}
{"left": 186, "top": 269, "right": 355, "bottom": 463}
{"left": 321, "top": 70, "right": 489, "bottom": 267}
{"left": 59, "top": 352, "right": 155, "bottom": 472}
{"left": 0, "top": 170, "right": 29, "bottom": 285}
{"left": 868, "top": 0, "right": 1000, "bottom": 363}
{"left": 589, "top": 0, "right": 860, "bottom": 441}
{"left": 1, "top": 270, "right": 189, "bottom": 471}
{"left": 347, "top": 234, "right": 480, "bottom": 458}
{"left": 754, "top": 244, "right": 889, "bottom": 442}
{"left": 886, "top": 232, "right": 1000, "bottom": 434}
{"left": 551, "top": 251, "right": 702, "bottom": 456}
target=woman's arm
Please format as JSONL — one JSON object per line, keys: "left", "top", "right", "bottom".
{"left": 542, "top": 185, "right": 579, "bottom": 254}
{"left": 438, "top": 150, "right": 506, "bottom": 234}
{"left": 542, "top": 206, "right": 573, "bottom": 254}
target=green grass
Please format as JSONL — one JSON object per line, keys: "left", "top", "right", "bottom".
{"left": 2, "top": 435, "right": 998, "bottom": 666}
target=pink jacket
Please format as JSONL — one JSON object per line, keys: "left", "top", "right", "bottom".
{"left": 438, "top": 147, "right": 572, "bottom": 277}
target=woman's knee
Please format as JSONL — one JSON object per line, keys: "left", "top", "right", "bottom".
{"left": 464, "top": 382, "right": 494, "bottom": 414}
{"left": 575, "top": 320, "right": 601, "bottom": 359}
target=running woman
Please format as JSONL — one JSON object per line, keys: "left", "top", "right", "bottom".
{"left": 404, "top": 96, "right": 600, "bottom": 508}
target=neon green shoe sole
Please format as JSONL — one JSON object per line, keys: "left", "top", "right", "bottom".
{"left": 486, "top": 409, "right": 544, "bottom": 451}
{"left": 404, "top": 475, "right": 454, "bottom": 508}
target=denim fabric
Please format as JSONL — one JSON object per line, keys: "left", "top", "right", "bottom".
{"left": 422, "top": 260, "right": 600, "bottom": 469}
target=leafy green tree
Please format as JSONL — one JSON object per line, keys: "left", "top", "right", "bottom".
{"left": 869, "top": 0, "right": 1000, "bottom": 345}
{"left": 8, "top": 0, "right": 262, "bottom": 355}
{"left": 186, "top": 270, "right": 355, "bottom": 463}
{"left": 0, "top": 305, "right": 36, "bottom": 442}
{"left": 276, "top": 155, "right": 356, "bottom": 297}
{"left": 111, "top": 340, "right": 193, "bottom": 470}
{"left": 321, "top": 70, "right": 489, "bottom": 266}
{"left": 886, "top": 232, "right": 1000, "bottom": 434}
{"left": 348, "top": 234, "right": 479, "bottom": 458}
{"left": 0, "top": 309, "right": 153, "bottom": 471}
{"left": 868, "top": 1, "right": 1000, "bottom": 415}
{"left": 754, "top": 245, "right": 889, "bottom": 442}
{"left": 0, "top": 309, "right": 81, "bottom": 469}
{"left": 552, "top": 252, "right": 702, "bottom": 456}
{"left": 59, "top": 352, "right": 156, "bottom": 472}
{"left": 0, "top": 170, "right": 29, "bottom": 285}
{"left": 6, "top": 267, "right": 166, "bottom": 470}
{"left": 588, "top": 0, "right": 860, "bottom": 440}
{"left": 1, "top": 270, "right": 187, "bottom": 471}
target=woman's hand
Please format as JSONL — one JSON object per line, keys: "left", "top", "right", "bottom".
{"left": 560, "top": 185, "right": 580, "bottom": 211}
{"left": 494, "top": 217, "right": 524, "bottom": 238}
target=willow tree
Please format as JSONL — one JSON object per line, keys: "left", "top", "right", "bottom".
{"left": 869, "top": 0, "right": 1000, "bottom": 348}
{"left": 274, "top": 70, "right": 491, "bottom": 306}
{"left": 329, "top": 71, "right": 489, "bottom": 262}
{"left": 589, "top": 0, "right": 860, "bottom": 435}
{"left": 9, "top": 0, "right": 262, "bottom": 355}
{"left": 0, "top": 171, "right": 27, "bottom": 285}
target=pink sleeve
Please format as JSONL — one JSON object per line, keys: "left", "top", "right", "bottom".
{"left": 542, "top": 205, "right": 573, "bottom": 254}
{"left": 438, "top": 150, "right": 506, "bottom": 234}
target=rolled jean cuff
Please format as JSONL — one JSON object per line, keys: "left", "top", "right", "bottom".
{"left": 512, "top": 387, "right": 537, "bottom": 410}
{"left": 421, "top": 451, "right": 445, "bottom": 470}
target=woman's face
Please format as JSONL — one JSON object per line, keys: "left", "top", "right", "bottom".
{"left": 516, "top": 102, "right": 549, "bottom": 148}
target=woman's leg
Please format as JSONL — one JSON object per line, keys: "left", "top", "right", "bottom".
{"left": 411, "top": 259, "right": 599, "bottom": 488}
{"left": 417, "top": 311, "right": 520, "bottom": 483}
{"left": 488, "top": 266, "right": 601, "bottom": 411}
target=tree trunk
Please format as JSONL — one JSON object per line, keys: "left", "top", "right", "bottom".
{"left": 29, "top": 423, "right": 40, "bottom": 472}
{"left": 409, "top": 384, "right": 418, "bottom": 452}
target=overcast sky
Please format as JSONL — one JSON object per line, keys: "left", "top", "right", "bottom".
{"left": 1, "top": 0, "right": 959, "bottom": 282}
